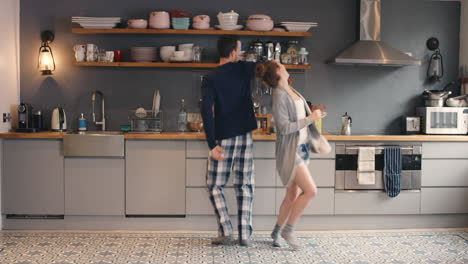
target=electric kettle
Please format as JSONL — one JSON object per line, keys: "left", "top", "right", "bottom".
{"left": 340, "top": 112, "right": 352, "bottom": 135}
{"left": 51, "top": 107, "right": 67, "bottom": 131}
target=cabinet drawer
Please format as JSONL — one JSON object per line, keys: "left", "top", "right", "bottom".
{"left": 310, "top": 142, "right": 335, "bottom": 159}
{"left": 309, "top": 159, "right": 335, "bottom": 187}
{"left": 422, "top": 160, "right": 468, "bottom": 187}
{"left": 335, "top": 191, "right": 421, "bottom": 215}
{"left": 186, "top": 188, "right": 276, "bottom": 215}
{"left": 276, "top": 159, "right": 335, "bottom": 187}
{"left": 254, "top": 142, "right": 275, "bottom": 158}
{"left": 65, "top": 158, "right": 124, "bottom": 216}
{"left": 186, "top": 159, "right": 276, "bottom": 187}
{"left": 186, "top": 141, "right": 208, "bottom": 158}
{"left": 186, "top": 140, "right": 276, "bottom": 159}
{"left": 275, "top": 188, "right": 334, "bottom": 215}
{"left": 421, "top": 188, "right": 468, "bottom": 214}
{"left": 422, "top": 142, "right": 468, "bottom": 159}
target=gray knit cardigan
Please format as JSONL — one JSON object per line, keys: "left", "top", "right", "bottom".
{"left": 272, "top": 85, "right": 331, "bottom": 186}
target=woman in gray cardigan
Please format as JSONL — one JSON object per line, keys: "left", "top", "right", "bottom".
{"left": 257, "top": 61, "right": 330, "bottom": 250}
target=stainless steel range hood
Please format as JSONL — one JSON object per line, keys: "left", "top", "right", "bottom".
{"left": 331, "top": 0, "right": 421, "bottom": 66}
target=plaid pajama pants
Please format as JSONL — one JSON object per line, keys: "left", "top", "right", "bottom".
{"left": 207, "top": 132, "right": 255, "bottom": 241}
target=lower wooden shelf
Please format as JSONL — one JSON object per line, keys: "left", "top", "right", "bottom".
{"left": 73, "top": 62, "right": 312, "bottom": 70}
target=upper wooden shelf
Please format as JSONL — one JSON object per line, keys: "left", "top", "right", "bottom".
{"left": 71, "top": 28, "right": 312, "bottom": 37}
{"left": 74, "top": 62, "right": 312, "bottom": 70}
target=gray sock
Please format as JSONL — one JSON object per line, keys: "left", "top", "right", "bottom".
{"left": 281, "top": 224, "right": 302, "bottom": 250}
{"left": 271, "top": 224, "right": 282, "bottom": 247}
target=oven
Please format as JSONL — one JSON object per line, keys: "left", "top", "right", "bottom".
{"left": 335, "top": 143, "right": 422, "bottom": 191}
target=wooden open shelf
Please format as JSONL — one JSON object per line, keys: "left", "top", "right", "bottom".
{"left": 72, "top": 28, "right": 312, "bottom": 37}
{"left": 74, "top": 62, "right": 312, "bottom": 70}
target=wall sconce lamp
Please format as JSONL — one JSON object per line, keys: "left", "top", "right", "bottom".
{"left": 38, "top": 30, "right": 56, "bottom": 75}
{"left": 426, "top": 37, "right": 443, "bottom": 83}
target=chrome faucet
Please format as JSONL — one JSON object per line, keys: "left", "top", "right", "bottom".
{"left": 92, "top": 91, "right": 106, "bottom": 131}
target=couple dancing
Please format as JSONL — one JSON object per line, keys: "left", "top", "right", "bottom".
{"left": 201, "top": 35, "right": 330, "bottom": 250}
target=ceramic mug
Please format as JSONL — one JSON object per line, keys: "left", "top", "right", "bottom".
{"left": 73, "top": 44, "right": 86, "bottom": 62}
{"left": 105, "top": 51, "right": 114, "bottom": 62}
{"left": 114, "top": 50, "right": 123, "bottom": 62}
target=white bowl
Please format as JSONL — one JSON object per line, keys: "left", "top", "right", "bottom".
{"left": 128, "top": 19, "right": 148, "bottom": 29}
{"left": 173, "top": 51, "right": 185, "bottom": 59}
{"left": 178, "top": 43, "right": 194, "bottom": 50}
{"left": 217, "top": 14, "right": 238, "bottom": 26}
{"left": 160, "top": 46, "right": 176, "bottom": 62}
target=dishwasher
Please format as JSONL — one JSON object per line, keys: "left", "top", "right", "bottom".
{"left": 335, "top": 143, "right": 422, "bottom": 191}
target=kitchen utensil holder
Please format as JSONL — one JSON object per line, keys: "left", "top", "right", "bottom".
{"left": 129, "top": 110, "right": 163, "bottom": 132}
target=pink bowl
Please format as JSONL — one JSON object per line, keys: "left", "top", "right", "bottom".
{"left": 246, "top": 14, "right": 274, "bottom": 31}
{"left": 193, "top": 21, "right": 210, "bottom": 30}
{"left": 193, "top": 15, "right": 210, "bottom": 23}
{"left": 246, "top": 19, "right": 274, "bottom": 31}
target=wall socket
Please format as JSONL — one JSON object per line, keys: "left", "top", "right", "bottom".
{"left": 3, "top": 113, "right": 11, "bottom": 123}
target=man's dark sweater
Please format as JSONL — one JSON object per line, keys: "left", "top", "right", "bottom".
{"left": 201, "top": 61, "right": 258, "bottom": 150}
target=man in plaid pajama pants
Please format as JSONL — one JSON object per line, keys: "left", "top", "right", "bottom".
{"left": 201, "top": 36, "right": 258, "bottom": 247}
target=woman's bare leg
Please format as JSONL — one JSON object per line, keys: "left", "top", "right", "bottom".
{"left": 280, "top": 165, "right": 317, "bottom": 249}
{"left": 271, "top": 182, "right": 299, "bottom": 246}
{"left": 286, "top": 165, "right": 317, "bottom": 225}
{"left": 276, "top": 182, "right": 300, "bottom": 226}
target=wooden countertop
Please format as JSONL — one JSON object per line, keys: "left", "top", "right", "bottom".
{"left": 1, "top": 131, "right": 468, "bottom": 142}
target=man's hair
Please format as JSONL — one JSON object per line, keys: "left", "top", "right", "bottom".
{"left": 217, "top": 35, "right": 240, "bottom": 58}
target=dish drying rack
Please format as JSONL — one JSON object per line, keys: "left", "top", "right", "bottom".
{"left": 129, "top": 110, "right": 163, "bottom": 132}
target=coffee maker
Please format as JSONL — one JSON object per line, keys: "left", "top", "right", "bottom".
{"left": 16, "top": 103, "right": 38, "bottom": 132}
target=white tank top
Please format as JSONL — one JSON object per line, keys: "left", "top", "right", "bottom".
{"left": 294, "top": 98, "right": 308, "bottom": 145}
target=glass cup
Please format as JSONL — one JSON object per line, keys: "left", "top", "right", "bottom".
{"left": 86, "top": 44, "right": 98, "bottom": 62}
{"left": 98, "top": 49, "right": 107, "bottom": 62}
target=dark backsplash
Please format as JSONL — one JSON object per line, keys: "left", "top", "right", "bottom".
{"left": 19, "top": 0, "right": 460, "bottom": 133}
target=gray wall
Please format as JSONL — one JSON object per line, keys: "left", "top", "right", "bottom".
{"left": 19, "top": 0, "right": 460, "bottom": 133}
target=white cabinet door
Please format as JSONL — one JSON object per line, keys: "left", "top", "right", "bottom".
{"left": 126, "top": 140, "right": 186, "bottom": 215}
{"left": 334, "top": 191, "right": 421, "bottom": 215}
{"left": 421, "top": 188, "right": 468, "bottom": 214}
{"left": 65, "top": 158, "right": 125, "bottom": 216}
{"left": 2, "top": 139, "right": 64, "bottom": 215}
{"left": 275, "top": 188, "right": 334, "bottom": 215}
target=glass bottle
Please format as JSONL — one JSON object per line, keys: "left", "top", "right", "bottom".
{"left": 177, "top": 99, "right": 188, "bottom": 132}
{"left": 286, "top": 41, "right": 299, "bottom": 65}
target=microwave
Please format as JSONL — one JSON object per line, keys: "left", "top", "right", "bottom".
{"left": 416, "top": 107, "right": 468, "bottom": 135}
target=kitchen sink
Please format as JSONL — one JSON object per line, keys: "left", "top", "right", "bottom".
{"left": 63, "top": 131, "right": 125, "bottom": 157}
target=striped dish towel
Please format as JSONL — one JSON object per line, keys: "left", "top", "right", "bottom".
{"left": 383, "top": 146, "right": 402, "bottom": 198}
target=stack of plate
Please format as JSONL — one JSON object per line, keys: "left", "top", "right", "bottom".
{"left": 130, "top": 47, "right": 157, "bottom": 62}
{"left": 72, "top": 17, "right": 121, "bottom": 29}
{"left": 279, "top": 22, "right": 318, "bottom": 32}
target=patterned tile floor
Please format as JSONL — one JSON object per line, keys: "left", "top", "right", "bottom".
{"left": 0, "top": 229, "right": 466, "bottom": 264}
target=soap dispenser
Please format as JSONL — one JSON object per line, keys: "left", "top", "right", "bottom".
{"left": 78, "top": 113, "right": 88, "bottom": 131}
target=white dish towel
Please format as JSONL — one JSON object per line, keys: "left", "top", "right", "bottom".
{"left": 357, "top": 147, "right": 375, "bottom": 185}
